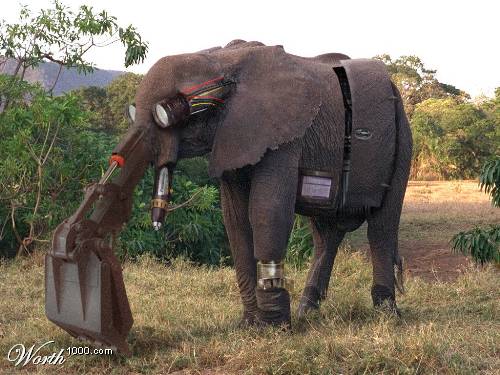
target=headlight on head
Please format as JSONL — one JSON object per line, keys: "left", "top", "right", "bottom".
{"left": 153, "top": 95, "right": 191, "bottom": 128}
{"left": 153, "top": 103, "right": 170, "bottom": 127}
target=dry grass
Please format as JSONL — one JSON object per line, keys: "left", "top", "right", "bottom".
{"left": 403, "top": 180, "right": 499, "bottom": 233}
{"left": 1, "top": 180, "right": 499, "bottom": 374}
{"left": 348, "top": 180, "right": 499, "bottom": 244}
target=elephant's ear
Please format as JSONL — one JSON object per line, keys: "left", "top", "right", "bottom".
{"left": 208, "top": 46, "right": 322, "bottom": 178}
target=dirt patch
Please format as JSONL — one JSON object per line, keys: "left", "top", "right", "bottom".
{"left": 398, "top": 241, "right": 471, "bottom": 281}
{"left": 353, "top": 240, "right": 471, "bottom": 282}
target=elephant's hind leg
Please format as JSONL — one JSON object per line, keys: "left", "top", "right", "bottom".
{"left": 297, "top": 217, "right": 345, "bottom": 317}
{"left": 220, "top": 171, "right": 259, "bottom": 325}
{"left": 367, "top": 184, "right": 407, "bottom": 314}
{"left": 367, "top": 81, "right": 412, "bottom": 314}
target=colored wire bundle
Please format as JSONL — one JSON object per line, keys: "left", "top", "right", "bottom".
{"left": 181, "top": 77, "right": 234, "bottom": 114}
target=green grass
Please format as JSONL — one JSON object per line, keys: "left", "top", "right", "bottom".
{"left": 1, "top": 251, "right": 498, "bottom": 374}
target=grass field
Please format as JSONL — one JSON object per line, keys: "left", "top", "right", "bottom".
{"left": 345, "top": 180, "right": 500, "bottom": 281}
{"left": 1, "top": 181, "right": 499, "bottom": 374}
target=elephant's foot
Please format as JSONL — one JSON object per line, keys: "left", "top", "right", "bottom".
{"left": 371, "top": 284, "right": 401, "bottom": 317}
{"left": 256, "top": 287, "right": 291, "bottom": 329}
{"left": 296, "top": 286, "right": 321, "bottom": 318}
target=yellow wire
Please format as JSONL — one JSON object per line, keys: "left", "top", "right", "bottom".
{"left": 191, "top": 102, "right": 217, "bottom": 107}
{"left": 195, "top": 87, "right": 223, "bottom": 97}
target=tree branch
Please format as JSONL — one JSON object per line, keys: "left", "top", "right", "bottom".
{"left": 49, "top": 63, "right": 63, "bottom": 93}
{"left": 167, "top": 190, "right": 203, "bottom": 212}
{"left": 42, "top": 123, "right": 60, "bottom": 166}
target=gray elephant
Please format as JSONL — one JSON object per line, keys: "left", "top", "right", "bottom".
{"left": 129, "top": 39, "right": 412, "bottom": 328}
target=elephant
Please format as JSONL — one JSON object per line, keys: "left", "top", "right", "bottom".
{"left": 129, "top": 39, "right": 413, "bottom": 328}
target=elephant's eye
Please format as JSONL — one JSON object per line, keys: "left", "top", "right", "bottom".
{"left": 126, "top": 104, "right": 136, "bottom": 123}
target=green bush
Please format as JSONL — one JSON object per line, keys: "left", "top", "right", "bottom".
{"left": 452, "top": 156, "right": 500, "bottom": 265}
{"left": 0, "top": 76, "right": 115, "bottom": 256}
{"left": 452, "top": 226, "right": 499, "bottom": 265}
{"left": 411, "top": 98, "right": 498, "bottom": 179}
{"left": 479, "top": 157, "right": 500, "bottom": 207}
{"left": 117, "top": 163, "right": 230, "bottom": 266}
{"left": 286, "top": 215, "right": 314, "bottom": 268}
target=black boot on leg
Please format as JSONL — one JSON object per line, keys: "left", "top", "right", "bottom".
{"left": 256, "top": 287, "right": 291, "bottom": 329}
{"left": 255, "top": 260, "right": 292, "bottom": 329}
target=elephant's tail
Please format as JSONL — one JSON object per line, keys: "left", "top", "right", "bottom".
{"left": 390, "top": 82, "right": 413, "bottom": 294}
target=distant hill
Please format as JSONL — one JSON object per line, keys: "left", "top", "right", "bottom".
{"left": 1, "top": 58, "right": 124, "bottom": 95}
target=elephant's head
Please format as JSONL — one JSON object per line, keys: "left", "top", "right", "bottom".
{"left": 129, "top": 40, "right": 325, "bottom": 229}
{"left": 132, "top": 40, "right": 323, "bottom": 177}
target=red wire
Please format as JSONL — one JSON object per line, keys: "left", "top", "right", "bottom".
{"left": 181, "top": 76, "right": 224, "bottom": 95}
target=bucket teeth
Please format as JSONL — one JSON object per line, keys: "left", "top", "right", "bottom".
{"left": 45, "top": 241, "right": 133, "bottom": 355}
{"left": 76, "top": 252, "right": 89, "bottom": 320}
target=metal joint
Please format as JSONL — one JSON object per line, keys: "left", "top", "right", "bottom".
{"left": 257, "top": 261, "right": 293, "bottom": 291}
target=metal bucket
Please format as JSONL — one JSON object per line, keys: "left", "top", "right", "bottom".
{"left": 45, "top": 236, "right": 133, "bottom": 355}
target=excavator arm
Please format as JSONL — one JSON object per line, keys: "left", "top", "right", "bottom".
{"left": 45, "top": 125, "right": 153, "bottom": 355}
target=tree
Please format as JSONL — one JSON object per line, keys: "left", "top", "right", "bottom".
{"left": 411, "top": 98, "right": 498, "bottom": 179}
{"left": 0, "top": 1, "right": 148, "bottom": 256}
{"left": 72, "top": 86, "right": 113, "bottom": 130}
{"left": 0, "top": 84, "right": 116, "bottom": 255}
{"left": 375, "top": 54, "right": 469, "bottom": 117}
{"left": 0, "top": 0, "right": 147, "bottom": 105}
{"left": 72, "top": 73, "right": 143, "bottom": 133}
{"left": 106, "top": 73, "right": 143, "bottom": 133}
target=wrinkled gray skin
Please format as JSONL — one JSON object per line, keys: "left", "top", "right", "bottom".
{"left": 133, "top": 40, "right": 412, "bottom": 325}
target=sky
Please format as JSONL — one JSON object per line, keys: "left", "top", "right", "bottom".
{"left": 2, "top": 0, "right": 499, "bottom": 98}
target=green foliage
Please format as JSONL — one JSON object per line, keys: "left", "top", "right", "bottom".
{"left": 0, "top": 76, "right": 115, "bottom": 255}
{"left": 411, "top": 98, "right": 498, "bottom": 179}
{"left": 0, "top": 1, "right": 147, "bottom": 256}
{"left": 479, "top": 156, "right": 500, "bottom": 207}
{"left": 451, "top": 157, "right": 500, "bottom": 265}
{"left": 452, "top": 226, "right": 500, "bottom": 265}
{"left": 286, "top": 215, "right": 313, "bottom": 268}
{"left": 175, "top": 157, "right": 214, "bottom": 187}
{"left": 375, "top": 54, "right": 468, "bottom": 117}
{"left": 117, "top": 168, "right": 230, "bottom": 266}
{"left": 106, "top": 73, "right": 143, "bottom": 133}
{"left": 72, "top": 73, "right": 143, "bottom": 133}
{"left": 375, "top": 54, "right": 498, "bottom": 180}
{"left": 71, "top": 86, "right": 112, "bottom": 131}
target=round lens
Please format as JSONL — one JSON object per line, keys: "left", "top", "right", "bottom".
{"left": 154, "top": 104, "right": 170, "bottom": 128}
{"left": 127, "top": 104, "right": 136, "bottom": 122}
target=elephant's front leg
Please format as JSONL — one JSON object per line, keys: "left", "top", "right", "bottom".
{"left": 220, "top": 172, "right": 259, "bottom": 325}
{"left": 297, "top": 217, "right": 345, "bottom": 317}
{"left": 248, "top": 142, "right": 300, "bottom": 328}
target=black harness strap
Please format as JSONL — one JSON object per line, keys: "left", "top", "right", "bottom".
{"left": 333, "top": 66, "right": 352, "bottom": 209}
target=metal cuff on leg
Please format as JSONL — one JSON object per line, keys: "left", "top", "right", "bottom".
{"left": 256, "top": 261, "right": 293, "bottom": 291}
